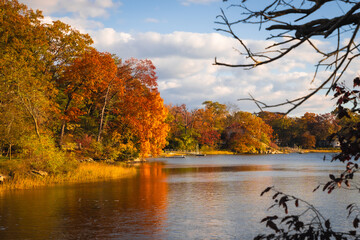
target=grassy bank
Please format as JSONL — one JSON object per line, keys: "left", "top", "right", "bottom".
{"left": 201, "top": 150, "right": 234, "bottom": 155}
{"left": 161, "top": 148, "right": 340, "bottom": 156}
{"left": 280, "top": 147, "right": 341, "bottom": 154}
{"left": 0, "top": 162, "right": 137, "bottom": 191}
{"left": 161, "top": 150, "right": 235, "bottom": 157}
{"left": 302, "top": 149, "right": 341, "bottom": 153}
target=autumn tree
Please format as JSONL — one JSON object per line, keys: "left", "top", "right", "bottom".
{"left": 257, "top": 111, "right": 295, "bottom": 147}
{"left": 224, "top": 111, "right": 273, "bottom": 153}
{"left": 104, "top": 58, "right": 169, "bottom": 159}
{"left": 0, "top": 0, "right": 59, "bottom": 139}
{"left": 58, "top": 49, "right": 118, "bottom": 145}
{"left": 44, "top": 20, "right": 93, "bottom": 80}
{"left": 0, "top": 0, "right": 168, "bottom": 166}
{"left": 193, "top": 101, "right": 228, "bottom": 149}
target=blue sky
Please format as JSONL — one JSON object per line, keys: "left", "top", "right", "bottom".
{"left": 20, "top": 0, "right": 358, "bottom": 116}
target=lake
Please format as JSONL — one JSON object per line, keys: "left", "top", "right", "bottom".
{"left": 0, "top": 153, "right": 357, "bottom": 239}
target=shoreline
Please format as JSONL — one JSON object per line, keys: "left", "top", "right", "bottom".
{"left": 160, "top": 148, "right": 341, "bottom": 157}
{"left": 0, "top": 162, "right": 137, "bottom": 191}
{"left": 0, "top": 149, "right": 340, "bottom": 191}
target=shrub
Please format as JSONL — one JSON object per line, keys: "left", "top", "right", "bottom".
{"left": 20, "top": 134, "right": 77, "bottom": 174}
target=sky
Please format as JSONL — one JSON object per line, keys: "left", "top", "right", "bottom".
{"left": 20, "top": 0, "right": 360, "bottom": 116}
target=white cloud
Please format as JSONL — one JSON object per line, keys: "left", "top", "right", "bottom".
{"left": 57, "top": 17, "right": 104, "bottom": 32}
{"left": 22, "top": 0, "right": 120, "bottom": 34}
{"left": 93, "top": 28, "right": 133, "bottom": 46}
{"left": 93, "top": 31, "right": 237, "bottom": 59}
{"left": 22, "top": 0, "right": 119, "bottom": 18}
{"left": 89, "top": 29, "right": 343, "bottom": 115}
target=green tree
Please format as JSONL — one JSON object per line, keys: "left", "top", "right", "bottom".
{"left": 257, "top": 111, "right": 295, "bottom": 147}
{"left": 166, "top": 104, "right": 198, "bottom": 151}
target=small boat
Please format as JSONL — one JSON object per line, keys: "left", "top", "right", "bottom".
{"left": 166, "top": 155, "right": 185, "bottom": 158}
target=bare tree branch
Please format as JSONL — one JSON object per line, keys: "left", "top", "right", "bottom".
{"left": 215, "top": 0, "right": 360, "bottom": 114}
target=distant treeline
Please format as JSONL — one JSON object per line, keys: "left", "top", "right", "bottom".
{"left": 165, "top": 101, "right": 359, "bottom": 153}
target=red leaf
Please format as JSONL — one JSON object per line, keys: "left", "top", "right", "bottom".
{"left": 354, "top": 77, "right": 360, "bottom": 87}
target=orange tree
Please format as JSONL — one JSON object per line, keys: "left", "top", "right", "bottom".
{"left": 105, "top": 58, "right": 169, "bottom": 159}
{"left": 58, "top": 49, "right": 118, "bottom": 145}
{"left": 193, "top": 101, "right": 228, "bottom": 149}
{"left": 0, "top": 0, "right": 169, "bottom": 165}
{"left": 224, "top": 111, "right": 273, "bottom": 153}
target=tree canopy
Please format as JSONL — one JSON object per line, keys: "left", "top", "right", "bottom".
{"left": 0, "top": 0, "right": 169, "bottom": 173}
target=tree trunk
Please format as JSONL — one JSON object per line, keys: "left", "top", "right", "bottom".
{"left": 97, "top": 82, "right": 112, "bottom": 142}
{"left": 30, "top": 112, "right": 41, "bottom": 139}
{"left": 18, "top": 90, "right": 41, "bottom": 139}
{"left": 60, "top": 122, "right": 66, "bottom": 146}
{"left": 60, "top": 96, "right": 72, "bottom": 146}
{"left": 9, "top": 144, "right": 12, "bottom": 161}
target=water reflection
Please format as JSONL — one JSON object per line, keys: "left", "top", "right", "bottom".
{"left": 0, "top": 163, "right": 169, "bottom": 239}
{"left": 0, "top": 154, "right": 354, "bottom": 239}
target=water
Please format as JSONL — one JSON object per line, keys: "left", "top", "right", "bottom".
{"left": 0, "top": 153, "right": 357, "bottom": 239}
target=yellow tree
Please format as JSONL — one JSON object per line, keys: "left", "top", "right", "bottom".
{"left": 225, "top": 111, "right": 273, "bottom": 153}
{"left": 1, "top": 0, "right": 93, "bottom": 141}
{"left": 0, "top": 0, "right": 57, "bottom": 138}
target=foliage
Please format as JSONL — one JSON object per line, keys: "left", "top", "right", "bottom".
{"left": 0, "top": 0, "right": 169, "bottom": 176}
{"left": 20, "top": 134, "right": 77, "bottom": 174}
{"left": 193, "top": 101, "right": 227, "bottom": 148}
{"left": 258, "top": 111, "right": 341, "bottom": 149}
{"left": 257, "top": 112, "right": 295, "bottom": 147}
{"left": 225, "top": 111, "right": 273, "bottom": 153}
{"left": 256, "top": 187, "right": 358, "bottom": 240}
{"left": 166, "top": 103, "right": 343, "bottom": 153}
{"left": 166, "top": 104, "right": 199, "bottom": 150}
{"left": 106, "top": 58, "right": 169, "bottom": 158}
{"left": 60, "top": 56, "right": 169, "bottom": 159}
{"left": 299, "top": 131, "right": 316, "bottom": 149}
